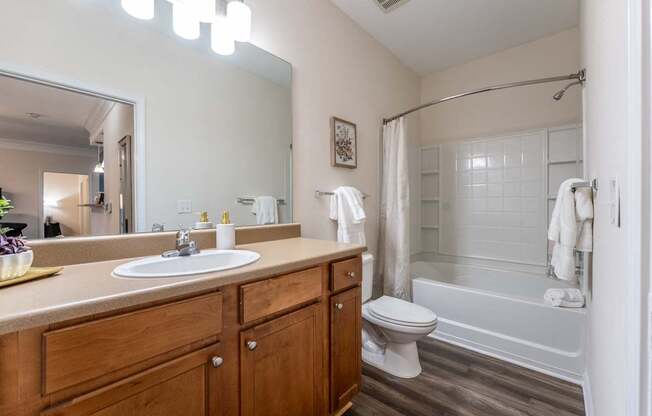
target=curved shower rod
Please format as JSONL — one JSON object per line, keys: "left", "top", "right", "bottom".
{"left": 382, "top": 69, "right": 586, "bottom": 125}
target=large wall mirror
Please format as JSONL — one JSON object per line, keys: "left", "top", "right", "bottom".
{"left": 0, "top": 1, "right": 292, "bottom": 240}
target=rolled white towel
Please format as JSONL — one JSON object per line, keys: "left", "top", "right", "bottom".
{"left": 544, "top": 288, "right": 585, "bottom": 308}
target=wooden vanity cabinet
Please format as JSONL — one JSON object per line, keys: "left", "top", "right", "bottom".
{"left": 41, "top": 343, "right": 224, "bottom": 416}
{"left": 42, "top": 292, "right": 223, "bottom": 395}
{"left": 0, "top": 254, "right": 364, "bottom": 416}
{"left": 329, "top": 287, "right": 362, "bottom": 413}
{"left": 240, "top": 304, "right": 322, "bottom": 416}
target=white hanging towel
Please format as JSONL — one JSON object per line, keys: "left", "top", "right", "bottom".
{"left": 544, "top": 288, "right": 585, "bottom": 308}
{"left": 548, "top": 178, "right": 594, "bottom": 281}
{"left": 329, "top": 186, "right": 366, "bottom": 245}
{"left": 251, "top": 196, "right": 278, "bottom": 225}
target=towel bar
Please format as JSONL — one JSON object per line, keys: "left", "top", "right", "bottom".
{"left": 315, "top": 190, "right": 370, "bottom": 199}
{"left": 571, "top": 178, "right": 598, "bottom": 193}
{"left": 236, "top": 197, "right": 285, "bottom": 206}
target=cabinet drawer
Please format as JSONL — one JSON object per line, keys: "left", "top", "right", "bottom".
{"left": 240, "top": 267, "right": 322, "bottom": 324}
{"left": 41, "top": 343, "right": 223, "bottom": 416}
{"left": 43, "top": 292, "right": 222, "bottom": 394}
{"left": 330, "top": 256, "right": 362, "bottom": 292}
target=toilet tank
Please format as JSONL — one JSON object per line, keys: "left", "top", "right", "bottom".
{"left": 362, "top": 253, "right": 374, "bottom": 302}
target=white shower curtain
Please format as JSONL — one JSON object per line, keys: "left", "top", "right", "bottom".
{"left": 378, "top": 117, "right": 411, "bottom": 300}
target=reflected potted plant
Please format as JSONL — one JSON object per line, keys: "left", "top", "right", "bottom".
{"left": 0, "top": 196, "right": 13, "bottom": 235}
{"left": 0, "top": 197, "right": 33, "bottom": 280}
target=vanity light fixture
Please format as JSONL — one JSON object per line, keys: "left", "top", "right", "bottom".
{"left": 211, "top": 15, "right": 235, "bottom": 55}
{"left": 119, "top": 0, "right": 251, "bottom": 55}
{"left": 172, "top": 1, "right": 200, "bottom": 40}
{"left": 193, "top": 0, "right": 217, "bottom": 23}
{"left": 121, "top": 0, "right": 155, "bottom": 20}
{"left": 226, "top": 0, "right": 251, "bottom": 42}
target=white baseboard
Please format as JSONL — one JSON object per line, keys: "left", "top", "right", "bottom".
{"left": 431, "top": 332, "right": 583, "bottom": 384}
{"left": 433, "top": 334, "right": 595, "bottom": 414}
{"left": 583, "top": 372, "right": 594, "bottom": 416}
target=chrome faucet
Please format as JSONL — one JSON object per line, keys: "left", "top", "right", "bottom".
{"left": 162, "top": 228, "right": 200, "bottom": 258}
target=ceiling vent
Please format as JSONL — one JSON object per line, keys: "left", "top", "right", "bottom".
{"left": 374, "top": 0, "right": 411, "bottom": 13}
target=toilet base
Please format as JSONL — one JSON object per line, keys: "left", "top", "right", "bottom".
{"left": 362, "top": 341, "right": 422, "bottom": 379}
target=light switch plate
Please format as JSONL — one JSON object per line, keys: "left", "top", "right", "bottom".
{"left": 177, "top": 199, "right": 192, "bottom": 214}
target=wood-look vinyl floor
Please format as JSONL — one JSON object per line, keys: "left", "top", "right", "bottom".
{"left": 346, "top": 338, "right": 585, "bottom": 416}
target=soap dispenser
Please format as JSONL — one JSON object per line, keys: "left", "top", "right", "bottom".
{"left": 216, "top": 210, "right": 235, "bottom": 250}
{"left": 193, "top": 211, "right": 214, "bottom": 230}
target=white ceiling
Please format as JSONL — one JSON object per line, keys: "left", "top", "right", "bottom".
{"left": 331, "top": 0, "right": 579, "bottom": 75}
{"left": 0, "top": 75, "right": 110, "bottom": 148}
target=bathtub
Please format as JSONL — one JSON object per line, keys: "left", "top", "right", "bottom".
{"left": 412, "top": 261, "right": 585, "bottom": 382}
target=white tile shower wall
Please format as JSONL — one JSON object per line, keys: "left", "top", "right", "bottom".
{"left": 439, "top": 130, "right": 547, "bottom": 265}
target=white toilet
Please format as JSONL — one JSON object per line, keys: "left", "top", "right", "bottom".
{"left": 360, "top": 253, "right": 437, "bottom": 378}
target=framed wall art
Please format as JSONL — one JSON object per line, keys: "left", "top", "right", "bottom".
{"left": 330, "top": 117, "right": 357, "bottom": 169}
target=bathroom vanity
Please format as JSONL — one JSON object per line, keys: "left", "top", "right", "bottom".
{"left": 0, "top": 237, "right": 364, "bottom": 416}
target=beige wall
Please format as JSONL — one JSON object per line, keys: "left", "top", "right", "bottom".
{"left": 249, "top": 0, "right": 421, "bottom": 255}
{"left": 420, "top": 28, "right": 582, "bottom": 144}
{"left": 581, "top": 0, "right": 631, "bottom": 414}
{"left": 0, "top": 147, "right": 95, "bottom": 239}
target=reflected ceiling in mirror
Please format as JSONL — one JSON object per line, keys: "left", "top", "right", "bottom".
{"left": 0, "top": 1, "right": 292, "bottom": 241}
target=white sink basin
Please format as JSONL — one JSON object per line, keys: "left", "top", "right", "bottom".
{"left": 113, "top": 249, "right": 261, "bottom": 278}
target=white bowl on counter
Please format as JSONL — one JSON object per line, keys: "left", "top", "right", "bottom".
{"left": 0, "top": 250, "right": 34, "bottom": 280}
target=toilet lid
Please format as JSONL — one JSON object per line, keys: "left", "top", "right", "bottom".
{"left": 367, "top": 296, "right": 437, "bottom": 327}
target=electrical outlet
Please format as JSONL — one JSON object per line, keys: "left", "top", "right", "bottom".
{"left": 177, "top": 199, "right": 192, "bottom": 214}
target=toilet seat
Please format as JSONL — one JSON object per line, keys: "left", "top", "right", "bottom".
{"left": 366, "top": 296, "right": 437, "bottom": 328}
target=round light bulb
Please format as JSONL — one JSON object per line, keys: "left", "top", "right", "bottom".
{"left": 173, "top": 2, "right": 200, "bottom": 40}
{"left": 121, "top": 0, "right": 154, "bottom": 20}
{"left": 211, "top": 16, "right": 235, "bottom": 55}
{"left": 226, "top": 1, "right": 251, "bottom": 42}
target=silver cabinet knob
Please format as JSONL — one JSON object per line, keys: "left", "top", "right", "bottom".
{"left": 336, "top": 303, "right": 343, "bottom": 310}
{"left": 211, "top": 356, "right": 224, "bottom": 368}
{"left": 346, "top": 271, "right": 356, "bottom": 278}
{"left": 247, "top": 340, "right": 257, "bottom": 351}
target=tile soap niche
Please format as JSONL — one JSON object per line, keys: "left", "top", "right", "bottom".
{"left": 420, "top": 145, "right": 440, "bottom": 253}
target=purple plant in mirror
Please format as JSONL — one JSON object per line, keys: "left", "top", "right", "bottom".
{"left": 0, "top": 234, "right": 28, "bottom": 255}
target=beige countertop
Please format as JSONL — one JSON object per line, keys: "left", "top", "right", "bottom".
{"left": 0, "top": 237, "right": 365, "bottom": 335}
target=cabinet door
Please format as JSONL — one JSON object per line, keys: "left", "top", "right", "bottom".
{"left": 330, "top": 287, "right": 361, "bottom": 412}
{"left": 41, "top": 343, "right": 223, "bottom": 416}
{"left": 240, "top": 304, "right": 322, "bottom": 416}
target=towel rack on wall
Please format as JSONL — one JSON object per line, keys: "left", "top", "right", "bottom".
{"left": 236, "top": 197, "right": 286, "bottom": 206}
{"left": 314, "top": 190, "right": 370, "bottom": 199}
{"left": 571, "top": 178, "right": 598, "bottom": 193}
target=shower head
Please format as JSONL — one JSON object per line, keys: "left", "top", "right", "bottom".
{"left": 553, "top": 80, "right": 582, "bottom": 101}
